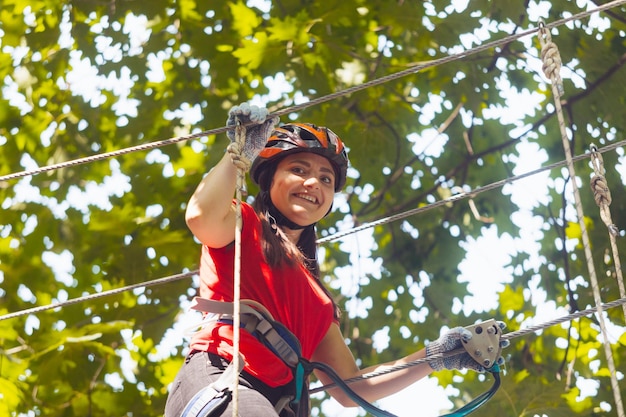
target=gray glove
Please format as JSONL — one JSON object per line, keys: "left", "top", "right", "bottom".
{"left": 426, "top": 323, "right": 509, "bottom": 373}
{"left": 226, "top": 102, "right": 279, "bottom": 162}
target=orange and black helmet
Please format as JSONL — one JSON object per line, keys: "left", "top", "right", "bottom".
{"left": 251, "top": 123, "right": 349, "bottom": 192}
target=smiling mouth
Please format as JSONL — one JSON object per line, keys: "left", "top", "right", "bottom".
{"left": 294, "top": 193, "right": 318, "bottom": 204}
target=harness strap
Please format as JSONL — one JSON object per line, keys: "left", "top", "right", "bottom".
{"left": 181, "top": 386, "right": 231, "bottom": 417}
{"left": 181, "top": 352, "right": 245, "bottom": 417}
{"left": 191, "top": 297, "right": 301, "bottom": 367}
{"left": 191, "top": 297, "right": 394, "bottom": 416}
{"left": 191, "top": 297, "right": 274, "bottom": 318}
{"left": 191, "top": 297, "right": 306, "bottom": 414}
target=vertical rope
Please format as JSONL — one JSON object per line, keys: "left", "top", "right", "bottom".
{"left": 538, "top": 21, "right": 625, "bottom": 417}
{"left": 229, "top": 118, "right": 249, "bottom": 417}
{"left": 589, "top": 145, "right": 626, "bottom": 320}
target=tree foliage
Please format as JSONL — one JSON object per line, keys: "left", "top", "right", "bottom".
{"left": 1, "top": 0, "right": 625, "bottom": 416}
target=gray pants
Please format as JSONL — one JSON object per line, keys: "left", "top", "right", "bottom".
{"left": 164, "top": 351, "right": 290, "bottom": 417}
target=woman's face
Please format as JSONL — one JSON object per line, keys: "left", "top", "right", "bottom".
{"left": 270, "top": 152, "right": 336, "bottom": 227}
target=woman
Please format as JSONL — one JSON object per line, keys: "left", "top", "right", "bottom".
{"left": 165, "top": 103, "right": 501, "bottom": 417}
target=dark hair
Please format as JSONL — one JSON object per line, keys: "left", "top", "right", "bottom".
{"left": 252, "top": 191, "right": 341, "bottom": 319}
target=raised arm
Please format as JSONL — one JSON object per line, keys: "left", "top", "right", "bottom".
{"left": 185, "top": 153, "right": 239, "bottom": 248}
{"left": 185, "top": 103, "right": 279, "bottom": 248}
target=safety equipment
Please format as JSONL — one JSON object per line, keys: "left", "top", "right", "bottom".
{"left": 226, "top": 103, "right": 280, "bottom": 164}
{"left": 250, "top": 123, "right": 349, "bottom": 192}
{"left": 189, "top": 298, "right": 306, "bottom": 415}
{"left": 180, "top": 352, "right": 244, "bottom": 417}
{"left": 189, "top": 297, "right": 506, "bottom": 417}
{"left": 426, "top": 322, "right": 508, "bottom": 372}
{"left": 189, "top": 297, "right": 396, "bottom": 417}
{"left": 461, "top": 319, "right": 509, "bottom": 369}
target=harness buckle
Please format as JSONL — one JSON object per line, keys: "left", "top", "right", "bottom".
{"left": 462, "top": 319, "right": 503, "bottom": 368}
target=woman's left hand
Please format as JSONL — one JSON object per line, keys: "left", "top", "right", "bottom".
{"left": 426, "top": 323, "right": 509, "bottom": 373}
{"left": 226, "top": 102, "right": 279, "bottom": 163}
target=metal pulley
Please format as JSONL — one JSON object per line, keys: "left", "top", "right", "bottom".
{"left": 461, "top": 319, "right": 503, "bottom": 368}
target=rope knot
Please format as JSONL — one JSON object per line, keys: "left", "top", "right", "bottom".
{"left": 589, "top": 145, "right": 619, "bottom": 235}
{"left": 538, "top": 21, "right": 564, "bottom": 95}
{"left": 227, "top": 142, "right": 252, "bottom": 172}
{"left": 590, "top": 175, "right": 612, "bottom": 207}
{"left": 227, "top": 118, "right": 252, "bottom": 172}
{"left": 590, "top": 175, "right": 619, "bottom": 236}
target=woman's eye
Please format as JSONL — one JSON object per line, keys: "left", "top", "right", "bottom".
{"left": 291, "top": 167, "right": 305, "bottom": 174}
{"left": 321, "top": 176, "right": 333, "bottom": 185}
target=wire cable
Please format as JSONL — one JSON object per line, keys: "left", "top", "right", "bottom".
{"left": 317, "top": 139, "right": 626, "bottom": 244}
{"left": 0, "top": 0, "right": 624, "bottom": 184}
{"left": 1, "top": 140, "right": 624, "bottom": 323}
{"left": 0, "top": 270, "right": 197, "bottom": 322}
{"left": 310, "top": 295, "right": 626, "bottom": 394}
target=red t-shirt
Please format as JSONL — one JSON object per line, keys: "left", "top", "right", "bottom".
{"left": 189, "top": 202, "right": 336, "bottom": 387}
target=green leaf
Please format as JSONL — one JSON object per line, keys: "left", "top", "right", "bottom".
{"left": 498, "top": 285, "right": 524, "bottom": 314}
{"left": 232, "top": 32, "right": 269, "bottom": 70}
{"left": 229, "top": 1, "right": 262, "bottom": 37}
{"left": 267, "top": 11, "right": 311, "bottom": 45}
{"left": 562, "top": 387, "right": 594, "bottom": 413}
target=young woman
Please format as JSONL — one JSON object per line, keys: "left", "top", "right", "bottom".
{"left": 164, "top": 104, "right": 502, "bottom": 417}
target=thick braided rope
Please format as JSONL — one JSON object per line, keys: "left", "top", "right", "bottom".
{"left": 589, "top": 146, "right": 626, "bottom": 320}
{"left": 538, "top": 22, "right": 625, "bottom": 417}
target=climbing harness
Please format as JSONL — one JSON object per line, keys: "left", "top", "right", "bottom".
{"left": 183, "top": 297, "right": 308, "bottom": 416}
{"left": 187, "top": 296, "right": 397, "bottom": 416}
{"left": 180, "top": 351, "right": 245, "bottom": 417}
{"left": 185, "top": 297, "right": 337, "bottom": 417}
